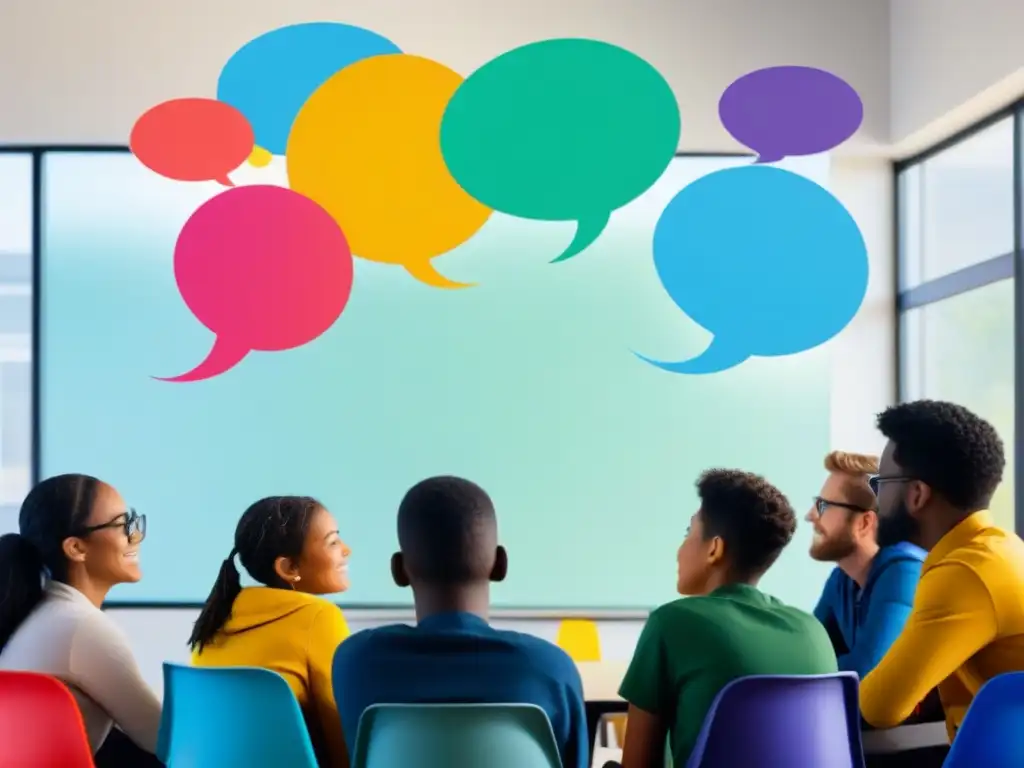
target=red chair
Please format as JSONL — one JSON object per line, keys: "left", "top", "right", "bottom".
{"left": 0, "top": 670, "right": 94, "bottom": 767}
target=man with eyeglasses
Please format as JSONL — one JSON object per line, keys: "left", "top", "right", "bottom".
{"left": 860, "top": 400, "right": 1024, "bottom": 744}
{"left": 807, "top": 451, "right": 926, "bottom": 679}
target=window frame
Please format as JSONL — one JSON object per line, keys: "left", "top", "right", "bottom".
{"left": 894, "top": 99, "right": 1024, "bottom": 534}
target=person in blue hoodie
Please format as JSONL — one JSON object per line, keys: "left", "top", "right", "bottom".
{"left": 807, "top": 451, "right": 926, "bottom": 679}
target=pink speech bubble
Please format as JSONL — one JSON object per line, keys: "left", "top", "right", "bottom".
{"left": 157, "top": 185, "right": 354, "bottom": 382}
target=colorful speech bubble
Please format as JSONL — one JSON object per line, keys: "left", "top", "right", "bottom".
{"left": 217, "top": 22, "right": 401, "bottom": 156}
{"left": 287, "top": 53, "right": 491, "bottom": 289}
{"left": 440, "top": 39, "right": 680, "bottom": 263}
{"left": 719, "top": 66, "right": 863, "bottom": 163}
{"left": 637, "top": 166, "right": 868, "bottom": 375}
{"left": 157, "top": 185, "right": 354, "bottom": 382}
{"left": 130, "top": 98, "right": 254, "bottom": 186}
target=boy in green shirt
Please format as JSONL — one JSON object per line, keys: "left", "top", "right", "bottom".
{"left": 617, "top": 469, "right": 838, "bottom": 768}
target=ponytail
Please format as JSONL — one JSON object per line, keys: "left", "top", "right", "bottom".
{"left": 0, "top": 533, "right": 45, "bottom": 652}
{"left": 188, "top": 549, "right": 242, "bottom": 654}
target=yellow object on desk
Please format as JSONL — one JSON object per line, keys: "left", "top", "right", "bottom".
{"left": 556, "top": 619, "right": 602, "bottom": 662}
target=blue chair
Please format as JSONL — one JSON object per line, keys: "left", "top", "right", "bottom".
{"left": 685, "top": 673, "right": 865, "bottom": 768}
{"left": 353, "top": 703, "right": 562, "bottom": 768}
{"left": 159, "top": 663, "right": 319, "bottom": 767}
{"left": 944, "top": 671, "right": 1024, "bottom": 767}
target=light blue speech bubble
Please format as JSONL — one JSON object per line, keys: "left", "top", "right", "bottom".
{"left": 638, "top": 165, "right": 868, "bottom": 374}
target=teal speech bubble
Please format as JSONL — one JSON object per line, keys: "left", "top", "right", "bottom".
{"left": 440, "top": 39, "right": 681, "bottom": 263}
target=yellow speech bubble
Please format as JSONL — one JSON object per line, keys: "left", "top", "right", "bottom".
{"left": 247, "top": 145, "right": 273, "bottom": 167}
{"left": 286, "top": 54, "right": 492, "bottom": 288}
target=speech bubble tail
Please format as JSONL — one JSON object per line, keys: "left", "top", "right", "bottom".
{"left": 551, "top": 213, "right": 611, "bottom": 263}
{"left": 248, "top": 145, "right": 273, "bottom": 168}
{"left": 216, "top": 175, "right": 235, "bottom": 187}
{"left": 404, "top": 260, "right": 474, "bottom": 290}
{"left": 753, "top": 153, "right": 785, "bottom": 165}
{"left": 153, "top": 336, "right": 250, "bottom": 383}
{"left": 634, "top": 337, "right": 751, "bottom": 375}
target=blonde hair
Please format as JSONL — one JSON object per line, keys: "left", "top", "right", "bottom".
{"left": 824, "top": 451, "right": 879, "bottom": 476}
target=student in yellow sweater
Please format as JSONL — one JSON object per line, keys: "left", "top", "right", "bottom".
{"left": 861, "top": 401, "right": 1024, "bottom": 743}
{"left": 189, "top": 496, "right": 351, "bottom": 767}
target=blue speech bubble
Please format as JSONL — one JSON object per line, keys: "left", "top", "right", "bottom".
{"left": 638, "top": 165, "right": 868, "bottom": 374}
{"left": 217, "top": 22, "right": 401, "bottom": 155}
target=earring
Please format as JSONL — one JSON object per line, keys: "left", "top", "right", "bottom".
{"left": 293, "top": 576, "right": 300, "bottom": 582}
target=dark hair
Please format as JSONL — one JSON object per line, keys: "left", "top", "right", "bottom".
{"left": 397, "top": 476, "right": 496, "bottom": 584}
{"left": 0, "top": 474, "right": 103, "bottom": 651}
{"left": 697, "top": 468, "right": 796, "bottom": 578}
{"left": 877, "top": 400, "right": 1005, "bottom": 511}
{"left": 188, "top": 496, "right": 322, "bottom": 653}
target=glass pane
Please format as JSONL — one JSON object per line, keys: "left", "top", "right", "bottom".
{"left": 0, "top": 154, "right": 32, "bottom": 524}
{"left": 899, "top": 118, "right": 1014, "bottom": 288}
{"left": 901, "top": 279, "right": 1015, "bottom": 530}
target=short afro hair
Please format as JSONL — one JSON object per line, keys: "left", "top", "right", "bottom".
{"left": 877, "top": 400, "right": 1005, "bottom": 511}
{"left": 397, "top": 476, "right": 497, "bottom": 584}
{"left": 697, "top": 469, "right": 796, "bottom": 577}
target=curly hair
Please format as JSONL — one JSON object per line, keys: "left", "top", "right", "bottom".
{"left": 189, "top": 496, "right": 322, "bottom": 652}
{"left": 877, "top": 400, "right": 1005, "bottom": 511}
{"left": 697, "top": 469, "right": 796, "bottom": 577}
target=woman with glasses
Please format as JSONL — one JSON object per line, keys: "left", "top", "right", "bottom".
{"left": 0, "top": 473, "right": 162, "bottom": 767}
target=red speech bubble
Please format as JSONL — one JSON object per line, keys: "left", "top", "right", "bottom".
{"left": 157, "top": 185, "right": 354, "bottom": 382}
{"left": 130, "top": 98, "right": 255, "bottom": 186}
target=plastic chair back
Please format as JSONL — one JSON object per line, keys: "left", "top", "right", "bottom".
{"left": 686, "top": 673, "right": 865, "bottom": 768}
{"left": 944, "top": 671, "right": 1024, "bottom": 767}
{"left": 0, "top": 670, "right": 94, "bottom": 767}
{"left": 161, "top": 663, "right": 318, "bottom": 767}
{"left": 353, "top": 703, "right": 561, "bottom": 768}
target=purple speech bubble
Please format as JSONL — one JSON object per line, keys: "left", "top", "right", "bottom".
{"left": 719, "top": 66, "right": 863, "bottom": 163}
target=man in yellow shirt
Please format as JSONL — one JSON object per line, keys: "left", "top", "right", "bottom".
{"left": 860, "top": 400, "right": 1024, "bottom": 741}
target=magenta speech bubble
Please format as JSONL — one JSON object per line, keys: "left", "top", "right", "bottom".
{"left": 719, "top": 66, "right": 863, "bottom": 163}
{"left": 157, "top": 185, "right": 354, "bottom": 382}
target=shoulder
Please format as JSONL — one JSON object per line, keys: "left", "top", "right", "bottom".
{"left": 332, "top": 623, "right": 411, "bottom": 666}
{"left": 69, "top": 608, "right": 136, "bottom": 666}
{"left": 494, "top": 629, "right": 581, "bottom": 686}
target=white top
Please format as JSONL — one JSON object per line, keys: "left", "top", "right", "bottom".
{"left": 0, "top": 581, "right": 162, "bottom": 754}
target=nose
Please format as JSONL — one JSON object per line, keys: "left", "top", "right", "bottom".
{"left": 805, "top": 508, "right": 817, "bottom": 523}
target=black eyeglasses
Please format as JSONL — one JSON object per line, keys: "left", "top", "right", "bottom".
{"left": 73, "top": 509, "right": 147, "bottom": 544}
{"left": 868, "top": 475, "right": 914, "bottom": 495}
{"left": 813, "top": 497, "right": 871, "bottom": 516}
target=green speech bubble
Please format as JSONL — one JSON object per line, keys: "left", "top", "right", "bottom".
{"left": 440, "top": 39, "right": 681, "bottom": 263}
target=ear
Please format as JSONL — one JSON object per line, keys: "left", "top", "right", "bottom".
{"left": 391, "top": 552, "right": 410, "bottom": 588}
{"left": 61, "top": 536, "right": 87, "bottom": 564}
{"left": 490, "top": 546, "right": 508, "bottom": 583}
{"left": 906, "top": 480, "right": 933, "bottom": 516}
{"left": 273, "top": 555, "right": 301, "bottom": 585}
{"left": 857, "top": 510, "right": 878, "bottom": 536}
{"left": 706, "top": 535, "right": 726, "bottom": 566}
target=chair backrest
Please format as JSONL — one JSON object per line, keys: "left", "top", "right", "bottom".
{"left": 944, "top": 671, "right": 1024, "bottom": 767}
{"left": 0, "top": 670, "right": 94, "bottom": 767}
{"left": 353, "top": 703, "right": 562, "bottom": 768}
{"left": 160, "top": 663, "right": 318, "bottom": 768}
{"left": 686, "top": 673, "right": 865, "bottom": 768}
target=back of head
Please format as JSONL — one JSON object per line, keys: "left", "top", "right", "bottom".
{"left": 189, "top": 496, "right": 321, "bottom": 653}
{"left": 697, "top": 469, "right": 797, "bottom": 579}
{"left": 397, "top": 476, "right": 497, "bottom": 585}
{"left": 0, "top": 474, "right": 103, "bottom": 650}
{"left": 877, "top": 400, "right": 1004, "bottom": 512}
{"left": 824, "top": 450, "right": 878, "bottom": 511}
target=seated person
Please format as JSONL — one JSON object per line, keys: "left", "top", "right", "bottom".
{"left": 0, "top": 474, "right": 162, "bottom": 768}
{"left": 332, "top": 476, "right": 588, "bottom": 768}
{"left": 190, "top": 496, "right": 351, "bottom": 768}
{"left": 861, "top": 400, "right": 1024, "bottom": 740}
{"left": 617, "top": 469, "right": 838, "bottom": 768}
{"left": 809, "top": 450, "right": 925, "bottom": 678}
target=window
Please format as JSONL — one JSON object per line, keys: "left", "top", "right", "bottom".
{"left": 896, "top": 108, "right": 1021, "bottom": 532}
{"left": 0, "top": 153, "right": 33, "bottom": 530}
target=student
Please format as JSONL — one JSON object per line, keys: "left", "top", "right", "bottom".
{"left": 809, "top": 451, "right": 925, "bottom": 678}
{"left": 617, "top": 469, "right": 837, "bottom": 768}
{"left": 0, "top": 474, "right": 162, "bottom": 768}
{"left": 861, "top": 400, "right": 1024, "bottom": 740}
{"left": 332, "top": 476, "right": 588, "bottom": 768}
{"left": 190, "top": 496, "right": 351, "bottom": 768}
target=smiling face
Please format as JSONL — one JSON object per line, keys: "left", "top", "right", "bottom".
{"left": 293, "top": 506, "right": 351, "bottom": 595}
{"left": 63, "top": 482, "right": 145, "bottom": 586}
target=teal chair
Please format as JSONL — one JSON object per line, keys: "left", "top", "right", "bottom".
{"left": 353, "top": 703, "right": 562, "bottom": 768}
{"left": 159, "top": 663, "right": 319, "bottom": 767}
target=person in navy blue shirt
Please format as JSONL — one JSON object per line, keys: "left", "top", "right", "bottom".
{"left": 332, "top": 476, "right": 588, "bottom": 768}
{"left": 806, "top": 451, "right": 926, "bottom": 678}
